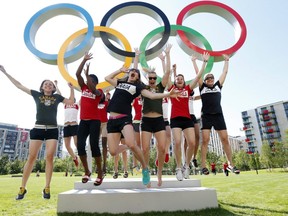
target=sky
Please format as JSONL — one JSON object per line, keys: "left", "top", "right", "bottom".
{"left": 0, "top": 0, "right": 287, "bottom": 137}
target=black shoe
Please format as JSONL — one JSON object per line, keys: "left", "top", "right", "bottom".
{"left": 42, "top": 187, "right": 50, "bottom": 199}
{"left": 192, "top": 159, "right": 198, "bottom": 168}
{"left": 202, "top": 167, "right": 210, "bottom": 175}
{"left": 113, "top": 172, "right": 118, "bottom": 179}
{"left": 123, "top": 171, "right": 128, "bottom": 178}
{"left": 16, "top": 187, "right": 27, "bottom": 200}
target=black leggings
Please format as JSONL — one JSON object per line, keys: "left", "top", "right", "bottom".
{"left": 77, "top": 120, "right": 101, "bottom": 157}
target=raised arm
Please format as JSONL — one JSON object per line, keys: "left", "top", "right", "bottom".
{"left": 0, "top": 65, "right": 31, "bottom": 95}
{"left": 164, "top": 44, "right": 174, "bottom": 90}
{"left": 161, "top": 44, "right": 173, "bottom": 87}
{"left": 133, "top": 48, "right": 141, "bottom": 69}
{"left": 189, "top": 52, "right": 210, "bottom": 90}
{"left": 83, "top": 63, "right": 102, "bottom": 97}
{"left": 105, "top": 66, "right": 128, "bottom": 87}
{"left": 63, "top": 82, "right": 75, "bottom": 105}
{"left": 158, "top": 52, "right": 166, "bottom": 74}
{"left": 76, "top": 52, "right": 93, "bottom": 88}
{"left": 219, "top": 54, "right": 230, "bottom": 86}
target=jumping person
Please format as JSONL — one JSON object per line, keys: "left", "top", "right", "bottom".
{"left": 0, "top": 65, "right": 75, "bottom": 200}
{"left": 104, "top": 59, "right": 179, "bottom": 187}
{"left": 76, "top": 52, "right": 105, "bottom": 186}
{"left": 140, "top": 44, "right": 173, "bottom": 186}
{"left": 54, "top": 80, "right": 79, "bottom": 168}
{"left": 166, "top": 48, "right": 210, "bottom": 181}
{"left": 193, "top": 54, "right": 240, "bottom": 175}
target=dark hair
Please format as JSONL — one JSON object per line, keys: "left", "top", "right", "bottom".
{"left": 119, "top": 68, "right": 142, "bottom": 84}
{"left": 89, "top": 74, "right": 98, "bottom": 84}
{"left": 39, "top": 80, "right": 56, "bottom": 94}
{"left": 174, "top": 74, "right": 185, "bottom": 87}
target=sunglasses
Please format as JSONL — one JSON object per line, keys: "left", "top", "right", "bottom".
{"left": 148, "top": 77, "right": 157, "bottom": 80}
{"left": 205, "top": 76, "right": 214, "bottom": 81}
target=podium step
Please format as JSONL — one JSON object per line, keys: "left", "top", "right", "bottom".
{"left": 57, "top": 178, "right": 218, "bottom": 213}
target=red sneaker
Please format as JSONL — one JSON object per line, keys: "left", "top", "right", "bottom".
{"left": 164, "top": 153, "right": 170, "bottom": 163}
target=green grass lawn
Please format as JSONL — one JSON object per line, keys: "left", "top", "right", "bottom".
{"left": 0, "top": 169, "right": 287, "bottom": 216}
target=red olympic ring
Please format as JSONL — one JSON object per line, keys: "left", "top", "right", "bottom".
{"left": 176, "top": 1, "right": 247, "bottom": 62}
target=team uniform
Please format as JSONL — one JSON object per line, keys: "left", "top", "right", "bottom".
{"left": 107, "top": 80, "right": 145, "bottom": 133}
{"left": 169, "top": 85, "right": 194, "bottom": 129}
{"left": 77, "top": 84, "right": 103, "bottom": 157}
{"left": 199, "top": 80, "right": 226, "bottom": 130}
{"left": 63, "top": 103, "right": 79, "bottom": 138}
{"left": 30, "top": 90, "right": 64, "bottom": 140}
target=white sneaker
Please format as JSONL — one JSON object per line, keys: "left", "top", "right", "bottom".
{"left": 183, "top": 165, "right": 190, "bottom": 179}
{"left": 176, "top": 168, "right": 183, "bottom": 181}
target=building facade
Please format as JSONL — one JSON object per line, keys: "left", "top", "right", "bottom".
{"left": 241, "top": 100, "right": 288, "bottom": 154}
{"left": 0, "top": 122, "right": 64, "bottom": 161}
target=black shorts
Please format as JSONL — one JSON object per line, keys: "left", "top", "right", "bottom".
{"left": 63, "top": 125, "right": 78, "bottom": 137}
{"left": 201, "top": 113, "right": 227, "bottom": 130}
{"left": 164, "top": 120, "right": 170, "bottom": 126}
{"left": 170, "top": 116, "right": 194, "bottom": 130}
{"left": 133, "top": 122, "right": 140, "bottom": 133}
{"left": 30, "top": 128, "right": 58, "bottom": 140}
{"left": 107, "top": 115, "right": 132, "bottom": 133}
{"left": 141, "top": 116, "right": 165, "bottom": 133}
{"left": 190, "top": 114, "right": 199, "bottom": 125}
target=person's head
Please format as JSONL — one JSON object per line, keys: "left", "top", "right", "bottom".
{"left": 39, "top": 80, "right": 56, "bottom": 94}
{"left": 174, "top": 74, "right": 185, "bottom": 88}
{"left": 127, "top": 68, "right": 141, "bottom": 83}
{"left": 147, "top": 71, "right": 157, "bottom": 86}
{"left": 203, "top": 73, "right": 215, "bottom": 86}
{"left": 105, "top": 92, "right": 111, "bottom": 100}
{"left": 89, "top": 74, "right": 98, "bottom": 85}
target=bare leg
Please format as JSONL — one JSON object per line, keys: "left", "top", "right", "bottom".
{"left": 20, "top": 140, "right": 42, "bottom": 188}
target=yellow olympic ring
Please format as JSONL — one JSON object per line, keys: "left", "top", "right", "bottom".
{"left": 57, "top": 26, "right": 133, "bottom": 91}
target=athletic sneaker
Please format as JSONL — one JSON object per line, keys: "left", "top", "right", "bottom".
{"left": 42, "top": 187, "right": 50, "bottom": 199}
{"left": 227, "top": 165, "right": 240, "bottom": 174}
{"left": 202, "top": 167, "right": 210, "bottom": 175}
{"left": 73, "top": 156, "right": 79, "bottom": 167}
{"left": 142, "top": 168, "right": 150, "bottom": 185}
{"left": 15, "top": 187, "right": 27, "bottom": 200}
{"left": 175, "top": 168, "right": 183, "bottom": 181}
{"left": 183, "top": 165, "right": 190, "bottom": 179}
{"left": 192, "top": 159, "right": 198, "bottom": 168}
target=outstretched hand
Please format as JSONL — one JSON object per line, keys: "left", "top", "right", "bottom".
{"left": 169, "top": 87, "right": 181, "bottom": 100}
{"left": 202, "top": 52, "right": 210, "bottom": 62}
{"left": 83, "top": 52, "right": 93, "bottom": 61}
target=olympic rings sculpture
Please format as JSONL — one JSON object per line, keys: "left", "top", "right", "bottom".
{"left": 24, "top": 1, "right": 247, "bottom": 90}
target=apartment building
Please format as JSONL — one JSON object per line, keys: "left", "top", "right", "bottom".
{"left": 241, "top": 100, "right": 288, "bottom": 154}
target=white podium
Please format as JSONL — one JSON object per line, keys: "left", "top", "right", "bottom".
{"left": 57, "top": 177, "right": 218, "bottom": 213}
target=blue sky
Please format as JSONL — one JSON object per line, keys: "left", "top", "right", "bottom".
{"left": 0, "top": 0, "right": 287, "bottom": 136}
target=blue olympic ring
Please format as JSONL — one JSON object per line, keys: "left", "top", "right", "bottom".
{"left": 24, "top": 3, "right": 94, "bottom": 65}
{"left": 100, "top": 1, "right": 171, "bottom": 59}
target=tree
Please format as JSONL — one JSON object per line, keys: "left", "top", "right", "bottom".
{"left": 0, "top": 155, "right": 9, "bottom": 175}
{"left": 260, "top": 142, "right": 276, "bottom": 171}
{"left": 9, "top": 159, "right": 23, "bottom": 174}
{"left": 234, "top": 150, "right": 250, "bottom": 171}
